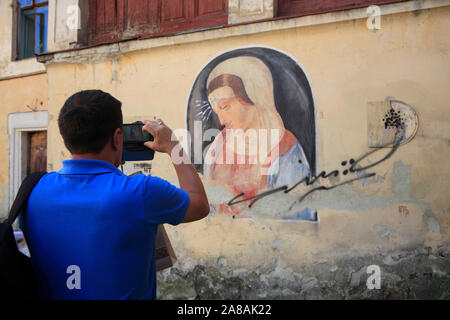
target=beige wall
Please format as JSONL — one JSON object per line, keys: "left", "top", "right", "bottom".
{"left": 0, "top": 0, "right": 46, "bottom": 79}
{"left": 0, "top": 0, "right": 48, "bottom": 218}
{"left": 0, "top": 73, "right": 48, "bottom": 218}
{"left": 42, "top": 5, "right": 450, "bottom": 272}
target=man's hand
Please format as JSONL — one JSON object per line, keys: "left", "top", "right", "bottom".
{"left": 142, "top": 118, "right": 209, "bottom": 223}
{"left": 142, "top": 119, "right": 179, "bottom": 154}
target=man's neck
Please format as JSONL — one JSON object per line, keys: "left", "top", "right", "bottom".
{"left": 72, "top": 152, "right": 118, "bottom": 167}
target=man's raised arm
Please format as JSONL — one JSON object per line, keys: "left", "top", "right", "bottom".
{"left": 142, "top": 119, "right": 209, "bottom": 223}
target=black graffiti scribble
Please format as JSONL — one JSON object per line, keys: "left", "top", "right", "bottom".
{"left": 383, "top": 108, "right": 405, "bottom": 130}
{"left": 228, "top": 130, "right": 404, "bottom": 209}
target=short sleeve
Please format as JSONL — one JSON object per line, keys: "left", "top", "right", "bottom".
{"left": 142, "top": 175, "right": 190, "bottom": 225}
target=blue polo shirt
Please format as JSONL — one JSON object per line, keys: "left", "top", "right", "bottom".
{"left": 21, "top": 159, "right": 189, "bottom": 300}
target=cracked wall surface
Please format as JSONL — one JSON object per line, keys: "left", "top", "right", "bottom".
{"left": 5, "top": 3, "right": 450, "bottom": 298}
{"left": 157, "top": 244, "right": 450, "bottom": 299}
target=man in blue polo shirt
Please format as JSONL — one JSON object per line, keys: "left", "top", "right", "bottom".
{"left": 22, "top": 90, "right": 209, "bottom": 300}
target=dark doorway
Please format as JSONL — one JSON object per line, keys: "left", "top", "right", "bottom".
{"left": 27, "top": 131, "right": 47, "bottom": 174}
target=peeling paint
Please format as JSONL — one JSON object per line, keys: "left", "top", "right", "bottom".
{"left": 111, "top": 59, "right": 122, "bottom": 84}
{"left": 423, "top": 208, "right": 441, "bottom": 233}
{"left": 374, "top": 224, "right": 398, "bottom": 238}
{"left": 392, "top": 161, "right": 412, "bottom": 201}
{"left": 282, "top": 208, "right": 318, "bottom": 222}
{"left": 272, "top": 239, "right": 283, "bottom": 248}
{"left": 157, "top": 244, "right": 450, "bottom": 299}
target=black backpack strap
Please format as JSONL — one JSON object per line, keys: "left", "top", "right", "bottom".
{"left": 0, "top": 171, "right": 46, "bottom": 300}
{"left": 4, "top": 172, "right": 47, "bottom": 231}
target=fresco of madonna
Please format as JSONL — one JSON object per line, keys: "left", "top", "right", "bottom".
{"left": 187, "top": 48, "right": 317, "bottom": 216}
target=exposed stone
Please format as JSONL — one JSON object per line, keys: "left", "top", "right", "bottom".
{"left": 157, "top": 244, "right": 450, "bottom": 300}
{"left": 423, "top": 211, "right": 441, "bottom": 233}
{"left": 217, "top": 257, "right": 228, "bottom": 268}
{"left": 373, "top": 224, "right": 398, "bottom": 238}
{"left": 349, "top": 267, "right": 366, "bottom": 287}
{"left": 330, "top": 265, "right": 338, "bottom": 272}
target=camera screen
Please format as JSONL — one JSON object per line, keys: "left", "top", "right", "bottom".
{"left": 123, "top": 124, "right": 144, "bottom": 143}
{"left": 130, "top": 125, "right": 142, "bottom": 139}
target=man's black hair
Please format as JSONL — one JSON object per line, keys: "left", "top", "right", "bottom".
{"left": 58, "top": 90, "right": 123, "bottom": 154}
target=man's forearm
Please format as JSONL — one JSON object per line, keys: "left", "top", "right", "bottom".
{"left": 141, "top": 120, "right": 209, "bottom": 222}
{"left": 170, "top": 144, "right": 209, "bottom": 222}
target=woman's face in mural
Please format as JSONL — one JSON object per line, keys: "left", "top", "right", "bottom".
{"left": 207, "top": 86, "right": 257, "bottom": 131}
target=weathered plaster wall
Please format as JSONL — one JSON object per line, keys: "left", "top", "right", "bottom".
{"left": 0, "top": 0, "right": 46, "bottom": 79}
{"left": 0, "top": 0, "right": 48, "bottom": 219}
{"left": 47, "top": 0, "right": 89, "bottom": 51}
{"left": 44, "top": 0, "right": 276, "bottom": 52}
{"left": 229, "top": 0, "right": 275, "bottom": 24}
{"left": 0, "top": 73, "right": 48, "bottom": 219}
{"left": 43, "top": 6, "right": 449, "bottom": 298}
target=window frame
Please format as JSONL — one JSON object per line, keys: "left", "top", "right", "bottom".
{"left": 88, "top": 0, "right": 229, "bottom": 46}
{"left": 15, "top": 0, "right": 49, "bottom": 61}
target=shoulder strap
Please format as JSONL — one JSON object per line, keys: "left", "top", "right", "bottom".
{"left": 5, "top": 172, "right": 47, "bottom": 227}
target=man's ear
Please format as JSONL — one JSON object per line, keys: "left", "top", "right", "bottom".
{"left": 112, "top": 127, "right": 123, "bottom": 150}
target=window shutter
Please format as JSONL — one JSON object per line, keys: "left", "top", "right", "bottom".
{"left": 125, "top": 0, "right": 159, "bottom": 32}
{"left": 89, "top": 0, "right": 227, "bottom": 45}
{"left": 160, "top": 0, "right": 227, "bottom": 33}
{"left": 195, "top": 0, "right": 228, "bottom": 24}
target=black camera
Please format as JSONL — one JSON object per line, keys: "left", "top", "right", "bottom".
{"left": 122, "top": 121, "right": 154, "bottom": 161}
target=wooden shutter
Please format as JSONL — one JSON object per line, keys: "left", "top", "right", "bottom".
{"left": 160, "top": 0, "right": 227, "bottom": 33}
{"left": 277, "top": 0, "right": 407, "bottom": 17}
{"left": 89, "top": 0, "right": 227, "bottom": 45}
